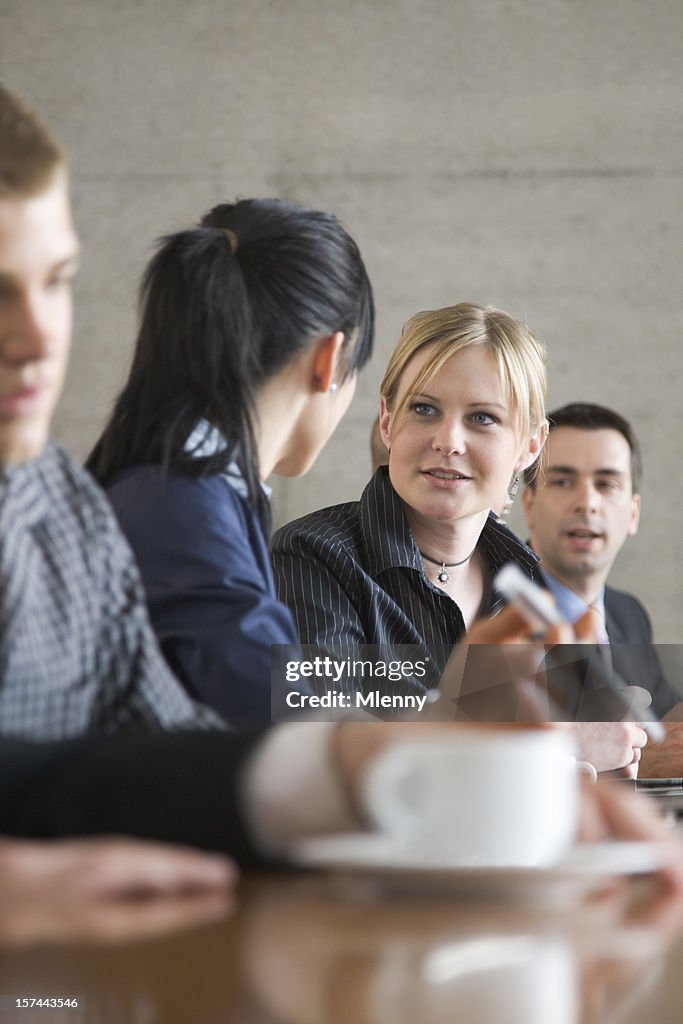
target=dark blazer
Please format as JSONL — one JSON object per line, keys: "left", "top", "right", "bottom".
{"left": 0, "top": 730, "right": 270, "bottom": 866}
{"left": 104, "top": 466, "right": 301, "bottom": 726}
{"left": 536, "top": 575, "right": 680, "bottom": 721}
{"left": 605, "top": 585, "right": 680, "bottom": 717}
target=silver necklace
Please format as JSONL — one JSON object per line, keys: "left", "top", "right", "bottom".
{"left": 419, "top": 544, "right": 478, "bottom": 585}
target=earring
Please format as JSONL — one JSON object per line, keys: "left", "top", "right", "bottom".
{"left": 499, "top": 473, "right": 520, "bottom": 518}
{"left": 329, "top": 383, "right": 338, "bottom": 392}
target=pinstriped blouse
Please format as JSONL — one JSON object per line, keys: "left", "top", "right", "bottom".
{"left": 272, "top": 468, "right": 539, "bottom": 692}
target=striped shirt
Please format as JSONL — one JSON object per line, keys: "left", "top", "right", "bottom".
{"left": 272, "top": 468, "right": 539, "bottom": 694}
{"left": 0, "top": 443, "right": 223, "bottom": 740}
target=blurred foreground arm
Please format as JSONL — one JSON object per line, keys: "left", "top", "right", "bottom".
{"left": 1, "top": 713, "right": 679, "bottom": 890}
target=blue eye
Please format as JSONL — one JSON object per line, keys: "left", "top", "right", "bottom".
{"left": 411, "top": 402, "right": 436, "bottom": 416}
{"left": 470, "top": 411, "right": 497, "bottom": 426}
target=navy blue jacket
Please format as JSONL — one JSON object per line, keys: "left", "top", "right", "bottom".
{"left": 105, "top": 466, "right": 299, "bottom": 727}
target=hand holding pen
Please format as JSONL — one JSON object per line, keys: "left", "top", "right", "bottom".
{"left": 495, "top": 563, "right": 665, "bottom": 745}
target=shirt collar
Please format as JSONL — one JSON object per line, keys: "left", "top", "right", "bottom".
{"left": 184, "top": 420, "right": 272, "bottom": 499}
{"left": 0, "top": 444, "right": 53, "bottom": 530}
{"left": 358, "top": 467, "right": 539, "bottom": 586}
{"left": 539, "top": 566, "right": 607, "bottom": 625}
{"left": 358, "top": 467, "right": 422, "bottom": 576}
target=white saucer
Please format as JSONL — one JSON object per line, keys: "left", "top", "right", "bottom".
{"left": 291, "top": 834, "right": 663, "bottom": 902}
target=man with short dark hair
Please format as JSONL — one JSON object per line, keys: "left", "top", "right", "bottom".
{"left": 522, "top": 402, "right": 683, "bottom": 773}
{"left": 523, "top": 403, "right": 644, "bottom": 615}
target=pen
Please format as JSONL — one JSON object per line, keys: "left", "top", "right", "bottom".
{"left": 494, "top": 564, "right": 665, "bottom": 743}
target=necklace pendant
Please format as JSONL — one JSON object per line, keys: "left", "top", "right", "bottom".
{"left": 437, "top": 565, "right": 450, "bottom": 585}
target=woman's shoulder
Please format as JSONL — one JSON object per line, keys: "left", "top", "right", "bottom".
{"left": 105, "top": 464, "right": 253, "bottom": 537}
{"left": 272, "top": 498, "right": 363, "bottom": 556}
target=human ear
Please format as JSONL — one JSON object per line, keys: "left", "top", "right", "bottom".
{"left": 311, "top": 331, "right": 346, "bottom": 393}
{"left": 628, "top": 493, "right": 641, "bottom": 537}
{"left": 516, "top": 419, "right": 548, "bottom": 474}
{"left": 379, "top": 396, "right": 393, "bottom": 449}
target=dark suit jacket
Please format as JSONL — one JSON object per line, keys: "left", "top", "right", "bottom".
{"left": 605, "top": 585, "right": 680, "bottom": 718}
{"left": 526, "top": 554, "right": 680, "bottom": 721}
{"left": 537, "top": 583, "right": 680, "bottom": 722}
{"left": 0, "top": 729, "right": 271, "bottom": 866}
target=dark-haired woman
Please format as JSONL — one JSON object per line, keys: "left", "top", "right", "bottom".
{"left": 87, "top": 199, "right": 374, "bottom": 727}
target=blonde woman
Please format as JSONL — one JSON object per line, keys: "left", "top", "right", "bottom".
{"left": 273, "top": 304, "right": 650, "bottom": 775}
{"left": 272, "top": 302, "right": 547, "bottom": 687}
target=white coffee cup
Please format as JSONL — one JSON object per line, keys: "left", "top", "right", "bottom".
{"left": 363, "top": 729, "right": 579, "bottom": 867}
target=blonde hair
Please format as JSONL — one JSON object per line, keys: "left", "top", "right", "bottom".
{"left": 0, "top": 84, "right": 65, "bottom": 198}
{"left": 380, "top": 302, "right": 547, "bottom": 446}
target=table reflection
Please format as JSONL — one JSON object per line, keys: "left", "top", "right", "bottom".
{"left": 1, "top": 874, "right": 683, "bottom": 1023}
{"left": 243, "top": 877, "right": 683, "bottom": 1024}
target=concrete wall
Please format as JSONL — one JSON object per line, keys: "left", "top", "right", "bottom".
{"left": 2, "top": 0, "right": 681, "bottom": 640}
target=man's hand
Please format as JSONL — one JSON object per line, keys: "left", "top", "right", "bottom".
{"left": 570, "top": 722, "right": 648, "bottom": 777}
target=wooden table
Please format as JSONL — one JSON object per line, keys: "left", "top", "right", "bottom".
{"left": 2, "top": 871, "right": 683, "bottom": 1023}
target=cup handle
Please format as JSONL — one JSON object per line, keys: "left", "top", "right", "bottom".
{"left": 363, "top": 747, "right": 422, "bottom": 836}
{"left": 574, "top": 758, "right": 598, "bottom": 784}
